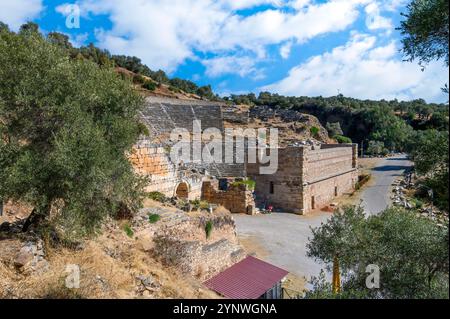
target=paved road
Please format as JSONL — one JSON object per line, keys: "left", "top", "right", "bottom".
{"left": 360, "top": 155, "right": 412, "bottom": 215}
{"left": 234, "top": 212, "right": 330, "bottom": 283}
{"left": 233, "top": 154, "right": 413, "bottom": 285}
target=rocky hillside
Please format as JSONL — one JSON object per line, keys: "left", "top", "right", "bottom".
{"left": 223, "top": 104, "right": 334, "bottom": 146}
{"left": 116, "top": 67, "right": 203, "bottom": 101}
{"left": 0, "top": 200, "right": 245, "bottom": 299}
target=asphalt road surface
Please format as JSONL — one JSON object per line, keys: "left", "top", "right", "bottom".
{"left": 360, "top": 155, "right": 413, "bottom": 215}
{"left": 234, "top": 154, "right": 413, "bottom": 286}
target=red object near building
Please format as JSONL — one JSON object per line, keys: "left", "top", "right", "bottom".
{"left": 204, "top": 256, "right": 288, "bottom": 299}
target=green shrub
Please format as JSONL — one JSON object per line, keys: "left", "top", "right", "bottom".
{"left": 411, "top": 198, "right": 424, "bottom": 209}
{"left": 205, "top": 221, "right": 213, "bottom": 239}
{"left": 366, "top": 141, "right": 389, "bottom": 156}
{"left": 163, "top": 145, "right": 171, "bottom": 154}
{"left": 190, "top": 200, "right": 210, "bottom": 211}
{"left": 326, "top": 122, "right": 344, "bottom": 137}
{"left": 199, "top": 201, "right": 210, "bottom": 211}
{"left": 310, "top": 126, "right": 320, "bottom": 136}
{"left": 148, "top": 213, "right": 161, "bottom": 224}
{"left": 335, "top": 135, "right": 352, "bottom": 144}
{"left": 231, "top": 179, "right": 256, "bottom": 190}
{"left": 148, "top": 192, "right": 166, "bottom": 202}
{"left": 168, "top": 86, "right": 181, "bottom": 93}
{"left": 142, "top": 80, "right": 156, "bottom": 91}
{"left": 176, "top": 199, "right": 189, "bottom": 211}
{"left": 137, "top": 122, "right": 150, "bottom": 137}
{"left": 133, "top": 74, "right": 146, "bottom": 84}
{"left": 123, "top": 223, "right": 134, "bottom": 238}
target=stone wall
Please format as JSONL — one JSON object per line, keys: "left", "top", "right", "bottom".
{"left": 303, "top": 145, "right": 356, "bottom": 183}
{"left": 153, "top": 212, "right": 246, "bottom": 280}
{"left": 222, "top": 107, "right": 249, "bottom": 124}
{"left": 302, "top": 144, "right": 358, "bottom": 212}
{"left": 302, "top": 171, "right": 357, "bottom": 212}
{"left": 129, "top": 139, "right": 203, "bottom": 200}
{"left": 246, "top": 144, "right": 358, "bottom": 214}
{"left": 201, "top": 181, "right": 255, "bottom": 214}
{"left": 247, "top": 148, "right": 304, "bottom": 214}
{"left": 140, "top": 96, "right": 225, "bottom": 142}
{"left": 136, "top": 96, "right": 245, "bottom": 181}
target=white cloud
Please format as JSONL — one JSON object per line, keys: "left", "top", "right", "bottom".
{"left": 220, "top": 0, "right": 282, "bottom": 10}
{"left": 289, "top": 0, "right": 311, "bottom": 10}
{"left": 280, "top": 41, "right": 293, "bottom": 59}
{"left": 202, "top": 55, "right": 266, "bottom": 80}
{"left": 203, "top": 56, "right": 257, "bottom": 77}
{"left": 365, "top": 2, "right": 392, "bottom": 31}
{"left": 57, "top": 0, "right": 373, "bottom": 73}
{"left": 0, "top": 0, "right": 44, "bottom": 31}
{"left": 382, "top": 0, "right": 408, "bottom": 11}
{"left": 262, "top": 33, "right": 449, "bottom": 103}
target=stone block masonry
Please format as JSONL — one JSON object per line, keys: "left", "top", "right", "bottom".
{"left": 130, "top": 97, "right": 248, "bottom": 203}
{"left": 153, "top": 211, "right": 246, "bottom": 280}
{"left": 201, "top": 180, "right": 256, "bottom": 214}
{"left": 130, "top": 97, "right": 357, "bottom": 215}
{"left": 129, "top": 139, "right": 203, "bottom": 200}
{"left": 247, "top": 144, "right": 358, "bottom": 214}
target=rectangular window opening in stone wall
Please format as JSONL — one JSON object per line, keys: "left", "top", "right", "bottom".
{"left": 269, "top": 182, "right": 274, "bottom": 194}
{"left": 311, "top": 196, "right": 315, "bottom": 210}
{"left": 219, "top": 179, "right": 228, "bottom": 191}
{"left": 335, "top": 186, "right": 338, "bottom": 197}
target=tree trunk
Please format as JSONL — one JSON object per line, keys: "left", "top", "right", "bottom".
{"left": 22, "top": 208, "right": 43, "bottom": 232}
{"left": 332, "top": 255, "right": 341, "bottom": 294}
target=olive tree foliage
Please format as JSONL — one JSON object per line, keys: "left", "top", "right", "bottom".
{"left": 399, "top": 0, "right": 449, "bottom": 68}
{"left": 399, "top": 0, "right": 449, "bottom": 93}
{"left": 326, "top": 122, "right": 343, "bottom": 137}
{"left": 367, "top": 106, "right": 414, "bottom": 151}
{"left": 0, "top": 24, "right": 147, "bottom": 238}
{"left": 406, "top": 129, "right": 449, "bottom": 210}
{"left": 366, "top": 141, "right": 388, "bottom": 156}
{"left": 306, "top": 206, "right": 449, "bottom": 299}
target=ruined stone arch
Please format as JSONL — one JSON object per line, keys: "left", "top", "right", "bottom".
{"left": 174, "top": 181, "right": 190, "bottom": 200}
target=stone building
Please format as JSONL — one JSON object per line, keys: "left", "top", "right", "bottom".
{"left": 130, "top": 97, "right": 254, "bottom": 213}
{"left": 131, "top": 96, "right": 358, "bottom": 215}
{"left": 246, "top": 144, "right": 358, "bottom": 214}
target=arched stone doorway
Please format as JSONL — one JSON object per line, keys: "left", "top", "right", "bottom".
{"left": 175, "top": 182, "right": 189, "bottom": 200}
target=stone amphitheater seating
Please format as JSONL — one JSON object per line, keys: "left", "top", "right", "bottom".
{"left": 140, "top": 97, "right": 244, "bottom": 178}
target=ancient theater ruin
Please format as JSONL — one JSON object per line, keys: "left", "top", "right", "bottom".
{"left": 129, "top": 97, "right": 255, "bottom": 214}
{"left": 130, "top": 96, "right": 358, "bottom": 215}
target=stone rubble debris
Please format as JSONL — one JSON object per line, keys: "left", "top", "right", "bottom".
{"left": 391, "top": 172, "right": 448, "bottom": 226}
{"left": 13, "top": 240, "right": 49, "bottom": 274}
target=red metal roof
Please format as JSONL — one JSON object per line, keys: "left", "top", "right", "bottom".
{"left": 204, "top": 256, "right": 289, "bottom": 299}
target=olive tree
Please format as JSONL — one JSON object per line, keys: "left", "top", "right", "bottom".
{"left": 0, "top": 25, "right": 147, "bottom": 238}
{"left": 307, "top": 206, "right": 449, "bottom": 299}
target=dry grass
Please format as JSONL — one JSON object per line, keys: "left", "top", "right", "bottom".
{"left": 282, "top": 273, "right": 307, "bottom": 298}
{"left": 0, "top": 222, "right": 219, "bottom": 299}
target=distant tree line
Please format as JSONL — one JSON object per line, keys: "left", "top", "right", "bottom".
{"left": 225, "top": 92, "right": 448, "bottom": 150}
{"left": 44, "top": 26, "right": 219, "bottom": 100}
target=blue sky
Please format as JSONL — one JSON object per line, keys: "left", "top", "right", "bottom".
{"left": 0, "top": 0, "right": 448, "bottom": 102}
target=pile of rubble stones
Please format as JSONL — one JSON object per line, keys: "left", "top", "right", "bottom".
{"left": 392, "top": 173, "right": 448, "bottom": 227}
